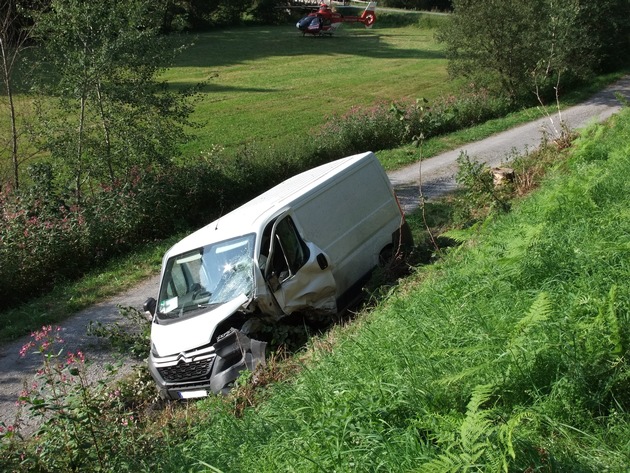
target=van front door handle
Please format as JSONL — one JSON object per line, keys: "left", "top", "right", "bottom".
{"left": 316, "top": 253, "right": 329, "bottom": 270}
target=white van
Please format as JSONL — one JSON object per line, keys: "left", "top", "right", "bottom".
{"left": 144, "top": 151, "right": 412, "bottom": 399}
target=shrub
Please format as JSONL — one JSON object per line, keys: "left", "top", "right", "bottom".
{"left": 316, "top": 90, "right": 513, "bottom": 157}
{"left": 0, "top": 325, "right": 159, "bottom": 472}
{"left": 315, "top": 101, "right": 406, "bottom": 158}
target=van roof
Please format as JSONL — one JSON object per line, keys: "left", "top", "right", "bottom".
{"left": 165, "top": 152, "right": 377, "bottom": 258}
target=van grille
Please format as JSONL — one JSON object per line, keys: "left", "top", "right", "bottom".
{"left": 158, "top": 357, "right": 214, "bottom": 382}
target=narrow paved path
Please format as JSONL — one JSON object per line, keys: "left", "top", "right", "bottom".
{"left": 1, "top": 77, "right": 629, "bottom": 433}
{"left": 391, "top": 76, "right": 630, "bottom": 212}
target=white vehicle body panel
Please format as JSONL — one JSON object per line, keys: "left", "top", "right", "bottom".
{"left": 148, "top": 151, "right": 410, "bottom": 399}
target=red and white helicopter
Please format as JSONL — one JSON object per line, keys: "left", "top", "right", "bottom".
{"left": 296, "top": 2, "right": 377, "bottom": 36}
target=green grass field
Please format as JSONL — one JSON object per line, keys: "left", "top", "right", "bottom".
{"left": 162, "top": 18, "right": 450, "bottom": 157}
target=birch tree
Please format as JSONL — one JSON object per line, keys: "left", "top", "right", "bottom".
{"left": 32, "top": 0, "right": 194, "bottom": 203}
{"left": 0, "top": 0, "right": 31, "bottom": 190}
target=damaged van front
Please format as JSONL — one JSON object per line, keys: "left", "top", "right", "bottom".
{"left": 146, "top": 234, "right": 270, "bottom": 399}
{"left": 146, "top": 220, "right": 338, "bottom": 400}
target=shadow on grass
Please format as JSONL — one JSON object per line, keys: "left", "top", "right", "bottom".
{"left": 171, "top": 24, "right": 445, "bottom": 70}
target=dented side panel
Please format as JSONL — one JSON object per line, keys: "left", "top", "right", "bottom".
{"left": 270, "top": 240, "right": 336, "bottom": 314}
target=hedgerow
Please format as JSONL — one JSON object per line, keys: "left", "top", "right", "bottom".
{"left": 315, "top": 89, "right": 512, "bottom": 158}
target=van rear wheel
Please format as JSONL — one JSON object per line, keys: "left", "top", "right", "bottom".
{"left": 379, "top": 244, "right": 395, "bottom": 267}
{"left": 380, "top": 222, "right": 413, "bottom": 265}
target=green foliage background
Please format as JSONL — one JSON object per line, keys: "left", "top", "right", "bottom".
{"left": 437, "top": 0, "right": 630, "bottom": 100}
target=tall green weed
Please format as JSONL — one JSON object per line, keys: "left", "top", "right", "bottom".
{"left": 0, "top": 325, "right": 158, "bottom": 472}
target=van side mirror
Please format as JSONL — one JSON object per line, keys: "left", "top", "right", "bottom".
{"left": 143, "top": 297, "right": 157, "bottom": 317}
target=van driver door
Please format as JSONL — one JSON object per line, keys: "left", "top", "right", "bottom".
{"left": 262, "top": 214, "right": 337, "bottom": 315}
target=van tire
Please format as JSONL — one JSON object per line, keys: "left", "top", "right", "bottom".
{"left": 396, "top": 221, "right": 414, "bottom": 255}
{"left": 379, "top": 221, "right": 414, "bottom": 267}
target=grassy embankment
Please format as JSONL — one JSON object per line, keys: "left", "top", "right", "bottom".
{"left": 157, "top": 102, "right": 630, "bottom": 472}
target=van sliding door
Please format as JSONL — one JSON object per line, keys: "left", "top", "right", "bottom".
{"left": 264, "top": 214, "right": 337, "bottom": 314}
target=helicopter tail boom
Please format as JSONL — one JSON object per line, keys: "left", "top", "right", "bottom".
{"left": 360, "top": 2, "right": 377, "bottom": 28}
{"left": 343, "top": 2, "right": 377, "bottom": 28}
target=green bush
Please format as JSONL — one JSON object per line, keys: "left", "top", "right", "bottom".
{"left": 0, "top": 325, "right": 159, "bottom": 472}
{"left": 316, "top": 90, "right": 513, "bottom": 157}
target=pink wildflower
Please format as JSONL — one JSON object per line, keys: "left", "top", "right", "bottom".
{"left": 19, "top": 341, "right": 35, "bottom": 357}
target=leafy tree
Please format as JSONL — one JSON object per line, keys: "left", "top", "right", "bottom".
{"left": 246, "top": 0, "right": 288, "bottom": 25}
{"left": 380, "top": 0, "right": 452, "bottom": 10}
{"left": 164, "top": 0, "right": 250, "bottom": 30}
{"left": 575, "top": 0, "right": 630, "bottom": 71}
{"left": 0, "top": 0, "right": 32, "bottom": 190}
{"left": 436, "top": 0, "right": 626, "bottom": 102}
{"left": 31, "top": 0, "right": 195, "bottom": 203}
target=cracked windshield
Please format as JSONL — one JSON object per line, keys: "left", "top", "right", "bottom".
{"left": 157, "top": 234, "right": 255, "bottom": 319}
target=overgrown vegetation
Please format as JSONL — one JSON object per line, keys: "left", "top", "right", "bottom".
{"left": 1, "top": 324, "right": 160, "bottom": 472}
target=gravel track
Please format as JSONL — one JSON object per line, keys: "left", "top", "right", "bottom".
{"left": 1, "top": 76, "right": 629, "bottom": 434}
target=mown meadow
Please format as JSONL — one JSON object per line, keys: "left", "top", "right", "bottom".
{"left": 164, "top": 14, "right": 450, "bottom": 157}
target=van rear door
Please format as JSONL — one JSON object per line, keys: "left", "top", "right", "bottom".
{"left": 263, "top": 213, "right": 337, "bottom": 314}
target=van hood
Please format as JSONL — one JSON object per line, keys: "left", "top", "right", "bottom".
{"left": 151, "top": 293, "right": 250, "bottom": 357}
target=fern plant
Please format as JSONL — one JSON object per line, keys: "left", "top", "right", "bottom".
{"left": 418, "top": 384, "right": 531, "bottom": 473}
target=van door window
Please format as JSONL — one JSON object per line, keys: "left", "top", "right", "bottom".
{"left": 165, "top": 260, "right": 193, "bottom": 299}
{"left": 268, "top": 216, "right": 309, "bottom": 283}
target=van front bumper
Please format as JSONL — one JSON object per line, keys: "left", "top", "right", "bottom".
{"left": 149, "top": 329, "right": 267, "bottom": 400}
{"left": 149, "top": 344, "right": 217, "bottom": 400}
